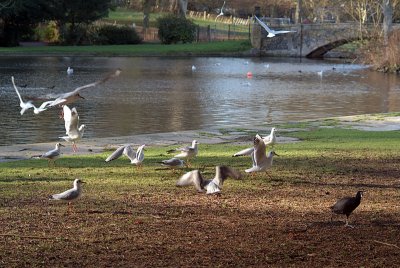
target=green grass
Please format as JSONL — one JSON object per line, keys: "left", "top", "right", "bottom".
{"left": 0, "top": 40, "right": 251, "bottom": 56}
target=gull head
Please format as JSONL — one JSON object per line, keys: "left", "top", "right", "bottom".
{"left": 56, "top": 143, "right": 65, "bottom": 148}
{"left": 268, "top": 151, "right": 279, "bottom": 157}
{"left": 73, "top": 178, "right": 85, "bottom": 188}
{"left": 192, "top": 140, "right": 198, "bottom": 147}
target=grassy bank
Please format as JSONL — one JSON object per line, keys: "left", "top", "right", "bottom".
{"left": 1, "top": 127, "right": 400, "bottom": 266}
{"left": 0, "top": 40, "right": 252, "bottom": 57}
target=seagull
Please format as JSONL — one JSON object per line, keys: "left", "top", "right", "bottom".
{"left": 159, "top": 157, "right": 185, "bottom": 172}
{"left": 254, "top": 16, "right": 296, "bottom": 38}
{"left": 215, "top": 1, "right": 225, "bottom": 20}
{"left": 191, "top": 65, "right": 196, "bottom": 71}
{"left": 67, "top": 67, "right": 74, "bottom": 75}
{"left": 176, "top": 166, "right": 241, "bottom": 194}
{"left": 105, "top": 144, "right": 145, "bottom": 166}
{"left": 31, "top": 143, "right": 65, "bottom": 167}
{"left": 233, "top": 127, "right": 276, "bottom": 157}
{"left": 317, "top": 70, "right": 324, "bottom": 78}
{"left": 11, "top": 76, "right": 35, "bottom": 115}
{"left": 12, "top": 76, "right": 54, "bottom": 115}
{"left": 28, "top": 69, "right": 121, "bottom": 108}
{"left": 167, "top": 140, "right": 198, "bottom": 165}
{"left": 49, "top": 178, "right": 85, "bottom": 212}
{"left": 331, "top": 191, "right": 364, "bottom": 228}
{"left": 245, "top": 134, "right": 278, "bottom": 174}
{"left": 59, "top": 105, "right": 85, "bottom": 152}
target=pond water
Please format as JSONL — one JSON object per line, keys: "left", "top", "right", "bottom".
{"left": 0, "top": 56, "right": 399, "bottom": 146}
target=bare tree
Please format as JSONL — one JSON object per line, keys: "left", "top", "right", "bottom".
{"left": 382, "top": 0, "right": 393, "bottom": 45}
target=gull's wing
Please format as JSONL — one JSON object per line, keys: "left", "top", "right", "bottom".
{"left": 135, "top": 145, "right": 145, "bottom": 163}
{"left": 11, "top": 76, "right": 24, "bottom": 105}
{"left": 123, "top": 145, "right": 136, "bottom": 162}
{"left": 176, "top": 170, "right": 204, "bottom": 192}
{"left": 232, "top": 147, "right": 254, "bottom": 157}
{"left": 254, "top": 16, "right": 274, "bottom": 35}
{"left": 161, "top": 158, "right": 184, "bottom": 168}
{"left": 253, "top": 134, "right": 266, "bottom": 167}
{"left": 63, "top": 106, "right": 79, "bottom": 135}
{"left": 48, "top": 98, "right": 67, "bottom": 107}
{"left": 71, "top": 69, "right": 122, "bottom": 94}
{"left": 105, "top": 145, "right": 126, "bottom": 162}
{"left": 38, "top": 100, "right": 54, "bottom": 110}
{"left": 275, "top": 30, "right": 295, "bottom": 34}
{"left": 51, "top": 188, "right": 79, "bottom": 201}
{"left": 212, "top": 166, "right": 242, "bottom": 187}
{"left": 42, "top": 148, "right": 60, "bottom": 159}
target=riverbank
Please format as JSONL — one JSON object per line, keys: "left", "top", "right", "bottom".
{"left": 0, "top": 40, "right": 255, "bottom": 57}
{"left": 1, "top": 113, "right": 399, "bottom": 162}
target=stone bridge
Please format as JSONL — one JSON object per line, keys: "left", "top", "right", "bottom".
{"left": 251, "top": 22, "right": 374, "bottom": 58}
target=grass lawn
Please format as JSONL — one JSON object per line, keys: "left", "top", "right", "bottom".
{"left": 0, "top": 40, "right": 252, "bottom": 56}
{"left": 1, "top": 127, "right": 400, "bottom": 266}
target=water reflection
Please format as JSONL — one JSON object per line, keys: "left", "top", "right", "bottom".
{"left": 0, "top": 56, "right": 399, "bottom": 146}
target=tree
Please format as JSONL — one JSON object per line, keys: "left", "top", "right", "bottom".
{"left": 0, "top": 0, "right": 51, "bottom": 46}
{"left": 382, "top": 0, "right": 393, "bottom": 46}
{"left": 47, "top": 0, "right": 113, "bottom": 44}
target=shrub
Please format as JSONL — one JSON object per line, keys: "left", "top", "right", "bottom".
{"left": 96, "top": 24, "right": 142, "bottom": 45}
{"left": 43, "top": 21, "right": 60, "bottom": 43}
{"left": 157, "top": 15, "right": 196, "bottom": 44}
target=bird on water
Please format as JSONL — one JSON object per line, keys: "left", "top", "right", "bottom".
{"left": 330, "top": 191, "right": 364, "bottom": 228}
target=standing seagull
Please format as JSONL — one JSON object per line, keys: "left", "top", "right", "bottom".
{"left": 49, "top": 179, "right": 85, "bottom": 212}
{"left": 254, "top": 16, "right": 296, "bottom": 38}
{"left": 31, "top": 143, "right": 65, "bottom": 167}
{"left": 233, "top": 127, "right": 276, "bottom": 157}
{"left": 245, "top": 134, "right": 278, "bottom": 174}
{"left": 331, "top": 191, "right": 364, "bottom": 228}
{"left": 159, "top": 157, "right": 185, "bottom": 171}
{"left": 67, "top": 67, "right": 74, "bottom": 75}
{"left": 60, "top": 105, "right": 85, "bottom": 152}
{"left": 215, "top": 1, "right": 226, "bottom": 20}
{"left": 167, "top": 140, "right": 198, "bottom": 166}
{"left": 176, "top": 166, "right": 241, "bottom": 194}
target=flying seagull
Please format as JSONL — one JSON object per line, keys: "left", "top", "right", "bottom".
{"left": 331, "top": 191, "right": 364, "bottom": 228}
{"left": 176, "top": 165, "right": 241, "bottom": 194}
{"left": 233, "top": 127, "right": 277, "bottom": 157}
{"left": 31, "top": 142, "right": 65, "bottom": 167}
{"left": 12, "top": 76, "right": 54, "bottom": 115}
{"left": 245, "top": 134, "right": 278, "bottom": 174}
{"left": 215, "top": 1, "right": 226, "bottom": 20}
{"left": 59, "top": 105, "right": 85, "bottom": 152}
{"left": 254, "top": 16, "right": 296, "bottom": 38}
{"left": 27, "top": 69, "right": 122, "bottom": 108}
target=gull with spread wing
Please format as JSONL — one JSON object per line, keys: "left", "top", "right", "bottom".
{"left": 254, "top": 16, "right": 296, "bottom": 38}
{"left": 233, "top": 127, "right": 276, "bottom": 157}
{"left": 105, "top": 144, "right": 146, "bottom": 166}
{"left": 176, "top": 166, "right": 242, "bottom": 194}
{"left": 60, "top": 105, "right": 85, "bottom": 152}
{"left": 11, "top": 76, "right": 52, "bottom": 115}
{"left": 245, "top": 134, "right": 278, "bottom": 175}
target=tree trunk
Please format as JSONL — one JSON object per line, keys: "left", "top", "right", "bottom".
{"left": 143, "top": 0, "right": 151, "bottom": 30}
{"left": 382, "top": 0, "right": 393, "bottom": 46}
{"left": 177, "top": 0, "right": 188, "bottom": 17}
{"left": 295, "top": 0, "right": 302, "bottom": 24}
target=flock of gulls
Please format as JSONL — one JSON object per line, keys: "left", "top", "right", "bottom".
{"left": 10, "top": 66, "right": 363, "bottom": 228}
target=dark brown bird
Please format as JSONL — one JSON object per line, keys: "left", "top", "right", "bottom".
{"left": 330, "top": 191, "right": 364, "bottom": 227}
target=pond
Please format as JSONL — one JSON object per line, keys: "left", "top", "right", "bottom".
{"left": 0, "top": 56, "right": 399, "bottom": 146}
